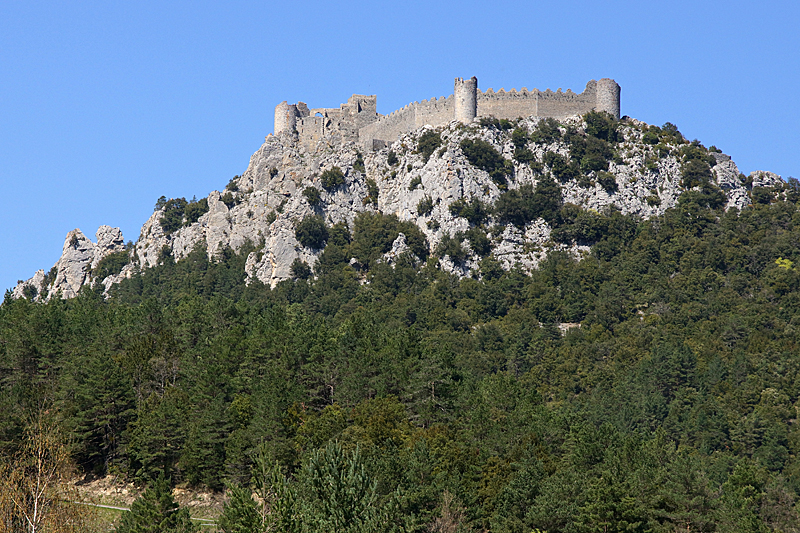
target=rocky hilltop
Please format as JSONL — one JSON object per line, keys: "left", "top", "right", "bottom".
{"left": 12, "top": 113, "right": 784, "bottom": 301}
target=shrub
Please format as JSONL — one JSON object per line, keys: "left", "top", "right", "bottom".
{"left": 681, "top": 159, "right": 712, "bottom": 189}
{"left": 269, "top": 167, "right": 279, "bottom": 178}
{"left": 160, "top": 197, "right": 188, "bottom": 235}
{"left": 479, "top": 117, "right": 513, "bottom": 130}
{"left": 303, "top": 186, "right": 322, "bottom": 207}
{"left": 530, "top": 118, "right": 561, "bottom": 144}
{"left": 512, "top": 127, "right": 535, "bottom": 164}
{"left": 584, "top": 110, "right": 618, "bottom": 142}
{"left": 751, "top": 187, "right": 774, "bottom": 205}
{"left": 416, "top": 130, "right": 442, "bottom": 163}
{"left": 449, "top": 197, "right": 489, "bottom": 226}
{"left": 266, "top": 211, "right": 277, "bottom": 224}
{"left": 386, "top": 150, "right": 398, "bottom": 166}
{"left": 436, "top": 233, "right": 468, "bottom": 263}
{"left": 417, "top": 196, "right": 434, "bottom": 216}
{"left": 495, "top": 176, "right": 562, "bottom": 226}
{"left": 459, "top": 138, "right": 512, "bottom": 189}
{"left": 353, "top": 152, "right": 365, "bottom": 173}
{"left": 351, "top": 212, "right": 428, "bottom": 264}
{"left": 295, "top": 215, "right": 329, "bottom": 249}
{"left": 220, "top": 191, "right": 237, "bottom": 209}
{"left": 226, "top": 176, "right": 240, "bottom": 192}
{"left": 408, "top": 176, "right": 422, "bottom": 190}
{"left": 543, "top": 152, "right": 577, "bottom": 182}
{"left": 363, "top": 178, "right": 379, "bottom": 206}
{"left": 328, "top": 221, "right": 352, "bottom": 246}
{"left": 596, "top": 171, "right": 618, "bottom": 193}
{"left": 320, "top": 167, "right": 345, "bottom": 189}
{"left": 642, "top": 127, "right": 659, "bottom": 145}
{"left": 183, "top": 197, "right": 209, "bottom": 225}
{"left": 290, "top": 258, "right": 312, "bottom": 280}
{"left": 465, "top": 226, "right": 491, "bottom": 256}
{"left": 93, "top": 250, "right": 129, "bottom": 280}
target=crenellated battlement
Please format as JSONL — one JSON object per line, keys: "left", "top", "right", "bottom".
{"left": 273, "top": 76, "right": 620, "bottom": 151}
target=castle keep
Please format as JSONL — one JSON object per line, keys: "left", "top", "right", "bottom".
{"left": 274, "top": 76, "right": 620, "bottom": 151}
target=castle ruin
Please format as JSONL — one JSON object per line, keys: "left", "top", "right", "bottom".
{"left": 273, "top": 76, "right": 620, "bottom": 151}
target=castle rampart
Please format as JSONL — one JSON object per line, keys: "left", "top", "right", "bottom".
{"left": 273, "top": 76, "right": 620, "bottom": 151}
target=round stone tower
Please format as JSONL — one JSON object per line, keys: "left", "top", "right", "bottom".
{"left": 596, "top": 78, "right": 621, "bottom": 120}
{"left": 454, "top": 76, "right": 478, "bottom": 123}
{"left": 274, "top": 101, "right": 299, "bottom": 135}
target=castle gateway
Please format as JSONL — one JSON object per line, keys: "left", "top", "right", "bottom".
{"left": 274, "top": 76, "right": 620, "bottom": 151}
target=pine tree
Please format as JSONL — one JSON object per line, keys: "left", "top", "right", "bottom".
{"left": 218, "top": 485, "right": 262, "bottom": 533}
{"left": 115, "top": 472, "right": 197, "bottom": 533}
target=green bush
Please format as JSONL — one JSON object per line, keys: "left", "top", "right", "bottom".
{"left": 386, "top": 150, "right": 398, "bottom": 166}
{"left": 681, "top": 159, "right": 712, "bottom": 189}
{"left": 584, "top": 110, "right": 618, "bottom": 142}
{"left": 436, "top": 232, "right": 468, "bottom": 263}
{"left": 351, "top": 212, "right": 428, "bottom": 264}
{"left": 417, "top": 196, "right": 434, "bottom": 216}
{"left": 295, "top": 215, "right": 329, "bottom": 249}
{"left": 220, "top": 191, "right": 237, "bottom": 209}
{"left": 596, "top": 171, "right": 618, "bottom": 193}
{"left": 530, "top": 118, "right": 561, "bottom": 144}
{"left": 408, "top": 176, "right": 422, "bottom": 191}
{"left": 512, "top": 127, "right": 535, "bottom": 164}
{"left": 466, "top": 226, "right": 491, "bottom": 256}
{"left": 183, "top": 198, "right": 209, "bottom": 225}
{"left": 93, "top": 250, "right": 130, "bottom": 280}
{"left": 290, "top": 258, "right": 312, "bottom": 280}
{"left": 353, "top": 152, "right": 365, "bottom": 173}
{"left": 460, "top": 138, "right": 512, "bottom": 189}
{"left": 449, "top": 197, "right": 489, "bottom": 226}
{"left": 416, "top": 130, "right": 442, "bottom": 163}
{"left": 479, "top": 117, "right": 513, "bottom": 130}
{"left": 543, "top": 152, "right": 578, "bottom": 183}
{"left": 495, "top": 176, "right": 562, "bottom": 226}
{"left": 328, "top": 221, "right": 352, "bottom": 246}
{"left": 226, "top": 176, "right": 240, "bottom": 192}
{"left": 159, "top": 197, "right": 188, "bottom": 235}
{"left": 303, "top": 186, "right": 322, "bottom": 207}
{"left": 363, "top": 179, "right": 379, "bottom": 206}
{"left": 320, "top": 167, "right": 345, "bottom": 189}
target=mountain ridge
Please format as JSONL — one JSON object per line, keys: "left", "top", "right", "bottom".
{"left": 11, "top": 113, "right": 784, "bottom": 301}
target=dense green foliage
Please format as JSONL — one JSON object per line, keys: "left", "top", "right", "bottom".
{"left": 321, "top": 167, "right": 346, "bottom": 189}
{"left": 159, "top": 196, "right": 211, "bottom": 235}
{"left": 115, "top": 473, "right": 197, "bottom": 532}
{"left": 415, "top": 131, "right": 442, "bottom": 163}
{"left": 303, "top": 186, "right": 322, "bottom": 207}
{"left": 295, "top": 215, "right": 329, "bottom": 249}
{"left": 459, "top": 138, "right": 513, "bottom": 189}
{"left": 93, "top": 249, "right": 130, "bottom": 280}
{"left": 3, "top": 180, "right": 800, "bottom": 531}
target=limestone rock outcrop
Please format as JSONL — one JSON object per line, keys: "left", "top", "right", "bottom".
{"left": 13, "top": 226, "right": 126, "bottom": 301}
{"left": 12, "top": 114, "right": 785, "bottom": 300}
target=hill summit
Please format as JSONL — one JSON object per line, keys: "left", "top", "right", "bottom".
{"left": 11, "top": 84, "right": 783, "bottom": 300}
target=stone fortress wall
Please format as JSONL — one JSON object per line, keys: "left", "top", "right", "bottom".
{"left": 274, "top": 76, "right": 620, "bottom": 151}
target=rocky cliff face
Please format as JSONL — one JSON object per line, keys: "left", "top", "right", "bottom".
{"left": 12, "top": 114, "right": 784, "bottom": 301}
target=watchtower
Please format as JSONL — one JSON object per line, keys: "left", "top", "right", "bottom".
{"left": 596, "top": 78, "right": 621, "bottom": 120}
{"left": 454, "top": 76, "right": 478, "bottom": 123}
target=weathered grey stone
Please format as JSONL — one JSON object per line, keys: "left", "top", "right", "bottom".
{"left": 12, "top": 110, "right": 780, "bottom": 299}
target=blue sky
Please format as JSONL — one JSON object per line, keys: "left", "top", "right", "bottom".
{"left": 1, "top": 1, "right": 798, "bottom": 293}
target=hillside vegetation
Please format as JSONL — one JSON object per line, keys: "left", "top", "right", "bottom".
{"left": 3, "top": 178, "right": 800, "bottom": 531}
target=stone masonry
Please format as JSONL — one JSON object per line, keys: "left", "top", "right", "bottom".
{"left": 273, "top": 76, "right": 621, "bottom": 151}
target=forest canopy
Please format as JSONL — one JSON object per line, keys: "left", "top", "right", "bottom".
{"left": 2, "top": 184, "right": 800, "bottom": 532}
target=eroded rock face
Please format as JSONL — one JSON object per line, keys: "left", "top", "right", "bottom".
{"left": 13, "top": 226, "right": 127, "bottom": 301}
{"left": 12, "top": 115, "right": 785, "bottom": 299}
